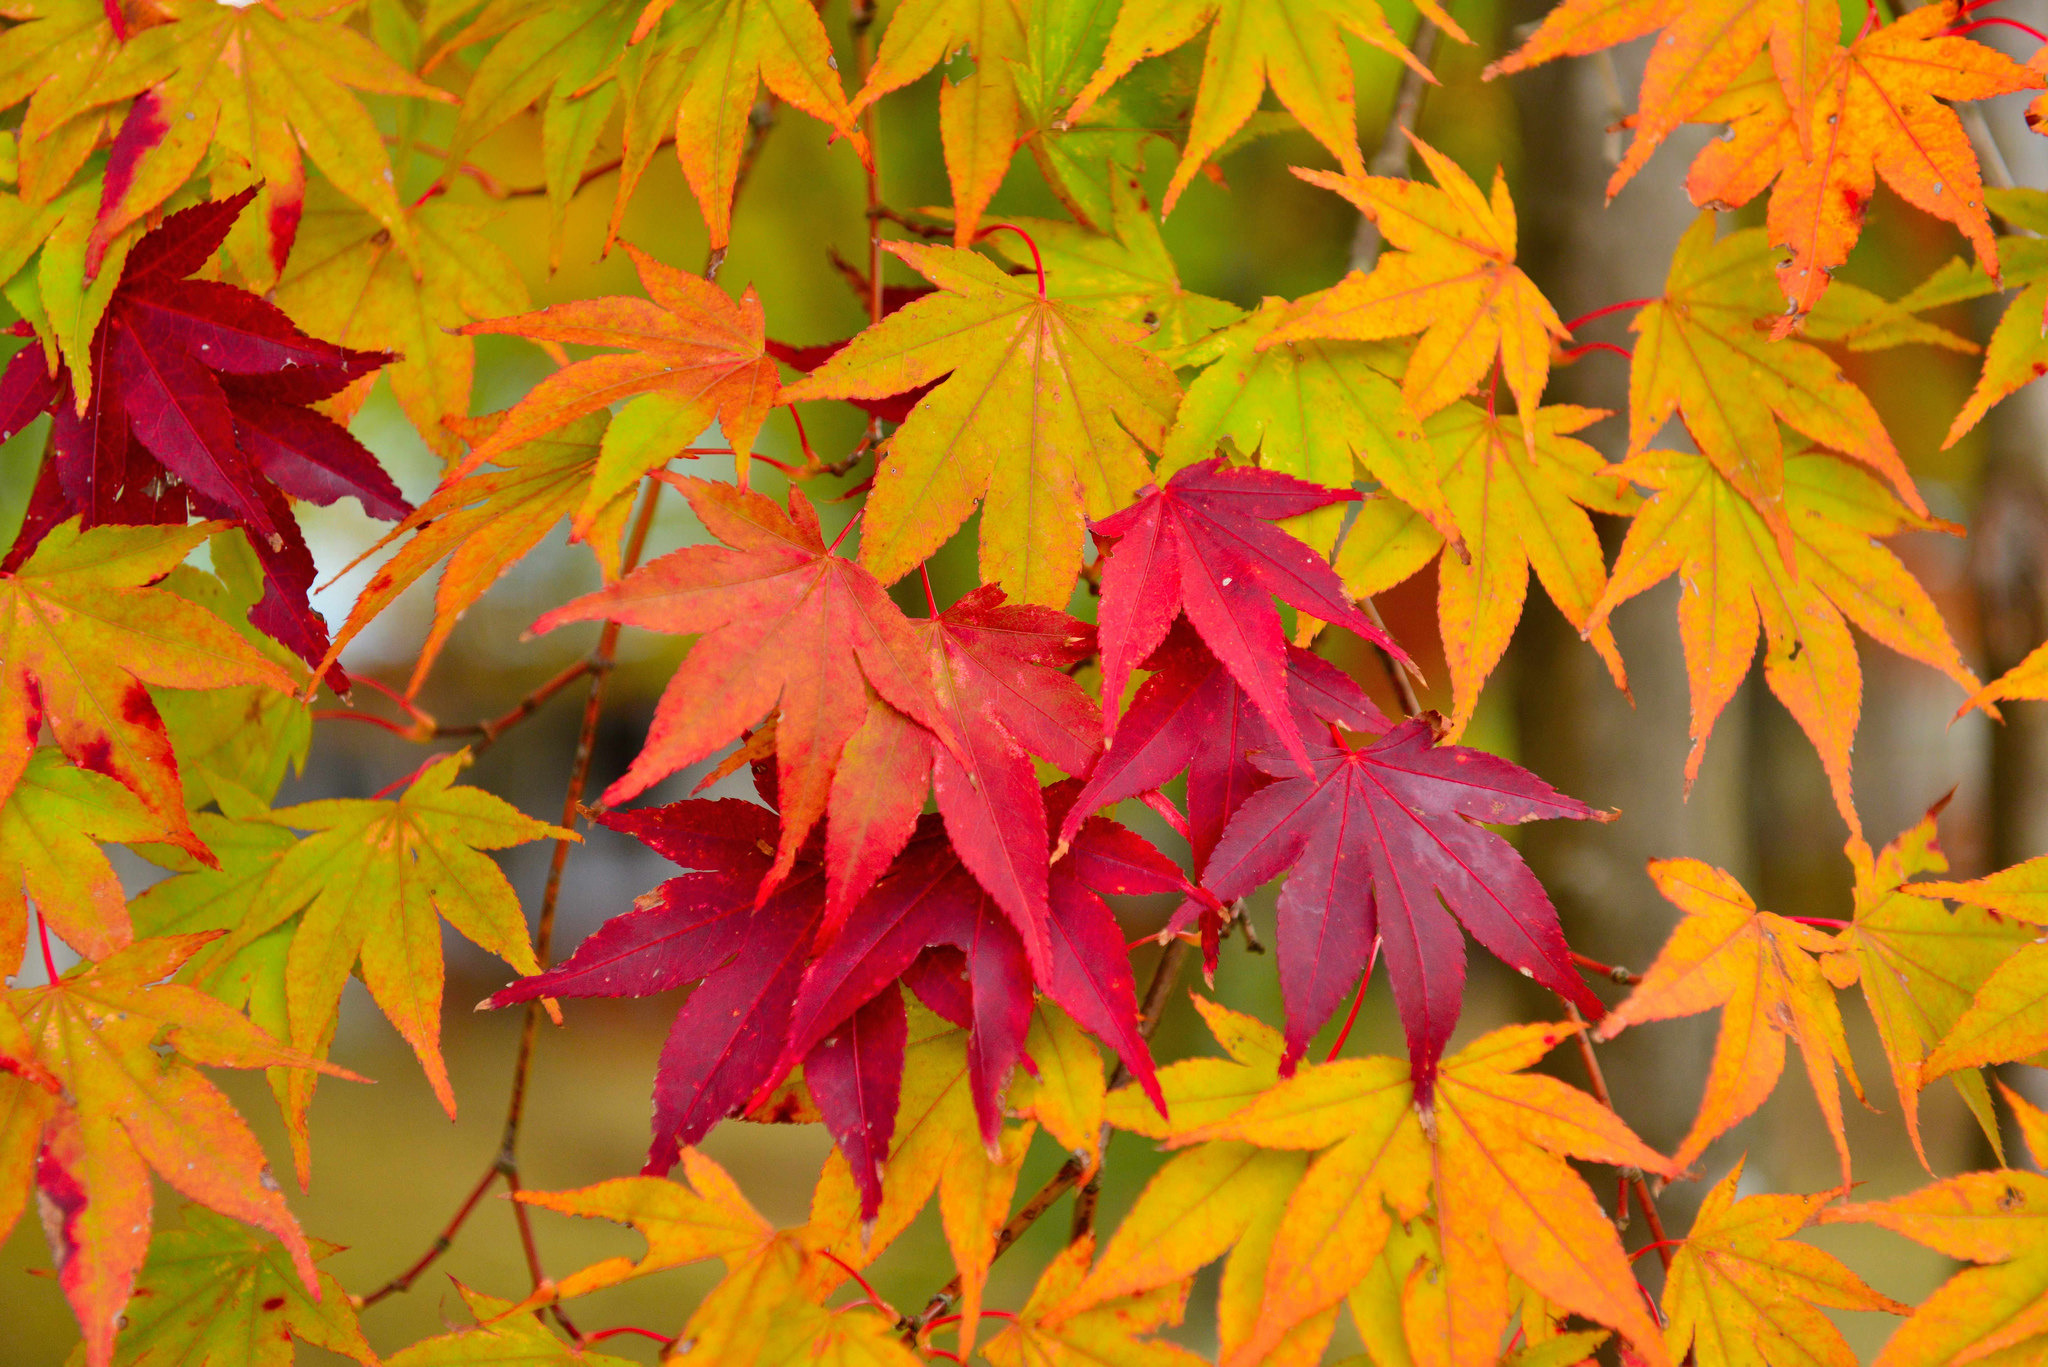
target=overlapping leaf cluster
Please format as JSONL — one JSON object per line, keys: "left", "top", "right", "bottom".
{"left": 6, "top": 0, "right": 2048, "bottom": 1364}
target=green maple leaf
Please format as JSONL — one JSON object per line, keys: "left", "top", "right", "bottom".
{"left": 238, "top": 752, "right": 569, "bottom": 1169}
{"left": 983, "top": 172, "right": 1243, "bottom": 351}
{"left": 68, "top": 1204, "right": 375, "bottom": 1367}
{"left": 782, "top": 240, "right": 1180, "bottom": 605}
{"left": 1, "top": 748, "right": 164, "bottom": 970}
{"left": 1064, "top": 0, "right": 1465, "bottom": 214}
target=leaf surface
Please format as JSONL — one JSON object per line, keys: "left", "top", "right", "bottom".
{"left": 1598, "top": 858, "right": 1860, "bottom": 1183}
{"left": 1197, "top": 717, "right": 1607, "bottom": 1092}
{"left": 782, "top": 241, "right": 1180, "bottom": 604}
{"left": 461, "top": 245, "right": 780, "bottom": 482}
{"left": 1064, "top": 0, "right": 1465, "bottom": 212}
{"left": 1268, "top": 138, "right": 1564, "bottom": 437}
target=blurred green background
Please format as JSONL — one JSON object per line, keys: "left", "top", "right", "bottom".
{"left": 6, "top": 0, "right": 2048, "bottom": 1360}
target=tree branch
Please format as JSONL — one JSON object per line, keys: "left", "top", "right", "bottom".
{"left": 1349, "top": 22, "right": 1439, "bottom": 272}
{"left": 1563, "top": 1002, "right": 1674, "bottom": 1271}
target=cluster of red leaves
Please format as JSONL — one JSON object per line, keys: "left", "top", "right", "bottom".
{"left": 0, "top": 191, "right": 409, "bottom": 685}
{"left": 481, "top": 459, "right": 1609, "bottom": 1218}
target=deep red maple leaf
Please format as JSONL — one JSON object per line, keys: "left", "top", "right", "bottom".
{"left": 774, "top": 791, "right": 1182, "bottom": 1218}
{"left": 1059, "top": 623, "right": 1389, "bottom": 970}
{"left": 1195, "top": 718, "right": 1610, "bottom": 1097}
{"left": 481, "top": 798, "right": 826, "bottom": 1174}
{"left": 0, "top": 189, "right": 406, "bottom": 684}
{"left": 1092, "top": 458, "right": 1410, "bottom": 773}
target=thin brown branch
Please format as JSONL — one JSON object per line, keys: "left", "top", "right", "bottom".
{"left": 434, "top": 659, "right": 596, "bottom": 750}
{"left": 1563, "top": 1002, "right": 1673, "bottom": 1271}
{"left": 1362, "top": 595, "right": 1424, "bottom": 719}
{"left": 1350, "top": 21, "right": 1439, "bottom": 272}
{"left": 354, "top": 1164, "right": 500, "bottom": 1308}
{"left": 352, "top": 480, "right": 665, "bottom": 1322}
{"left": 852, "top": 0, "right": 887, "bottom": 448}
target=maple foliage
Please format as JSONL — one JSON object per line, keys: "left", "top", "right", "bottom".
{"left": 8, "top": 0, "right": 2048, "bottom": 1362}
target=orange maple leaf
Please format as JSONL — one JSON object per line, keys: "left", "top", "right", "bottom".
{"left": 1823, "top": 1085, "right": 2048, "bottom": 1365}
{"left": 1598, "top": 858, "right": 1863, "bottom": 1187}
{"left": 460, "top": 245, "right": 781, "bottom": 482}
{"left": 0, "top": 936, "right": 356, "bottom": 1367}
{"left": 1266, "top": 135, "right": 1564, "bottom": 444}
{"left": 1765, "top": 4, "right": 2041, "bottom": 328}
{"left": 1587, "top": 448, "right": 1977, "bottom": 835}
{"left": 1488, "top": 0, "right": 1843, "bottom": 197}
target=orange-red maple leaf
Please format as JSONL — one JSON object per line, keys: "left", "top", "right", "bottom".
{"left": 531, "top": 476, "right": 953, "bottom": 901}
{"left": 0, "top": 935, "right": 354, "bottom": 1367}
{"left": 460, "top": 246, "right": 780, "bottom": 482}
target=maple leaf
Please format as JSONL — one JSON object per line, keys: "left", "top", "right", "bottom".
{"left": 1762, "top": 6, "right": 2041, "bottom": 326}
{"left": 1061, "top": 626, "right": 1389, "bottom": 885}
{"left": 1092, "top": 457, "right": 1406, "bottom": 774}
{"left": 0, "top": 519, "right": 295, "bottom": 857}
{"left": 851, "top": 0, "right": 1024, "bottom": 247}
{"left": 1911, "top": 849, "right": 2048, "bottom": 1089}
{"left": 0, "top": 935, "right": 355, "bottom": 1367}
{"left": 981, "top": 174, "right": 1244, "bottom": 351}
{"left": 1333, "top": 402, "right": 1639, "bottom": 738}
{"left": 460, "top": 244, "right": 780, "bottom": 481}
{"left": 1161, "top": 1019, "right": 1679, "bottom": 1366}
{"left": 76, "top": 1203, "right": 375, "bottom": 1367}
{"left": 1063, "top": 0, "right": 1467, "bottom": 214}
{"left": 1588, "top": 448, "right": 1977, "bottom": 836}
{"left": 509, "top": 1149, "right": 776, "bottom": 1304}
{"left": 273, "top": 188, "right": 532, "bottom": 464}
{"left": 79, "top": 0, "right": 454, "bottom": 280}
{"left": 1599, "top": 858, "right": 1862, "bottom": 1184}
{"left": 483, "top": 798, "right": 826, "bottom": 1174}
{"left": 0, "top": 747, "right": 164, "bottom": 967}
{"left": 239, "top": 751, "right": 566, "bottom": 1170}
{"left": 780, "top": 241, "right": 1181, "bottom": 605}
{"left": 530, "top": 476, "right": 950, "bottom": 898}
{"left": 1197, "top": 715, "right": 1608, "bottom": 1091}
{"left": 982, "top": 1237, "right": 1208, "bottom": 1367}
{"left": 1488, "top": 0, "right": 1841, "bottom": 198}
{"left": 621, "top": 0, "right": 867, "bottom": 251}
{"left": 1662, "top": 1157, "right": 1906, "bottom": 1367}
{"left": 1267, "top": 136, "right": 1565, "bottom": 441}
{"left": 801, "top": 1002, "right": 1041, "bottom": 1331}
{"left": 2, "top": 190, "right": 409, "bottom": 680}
{"left": 777, "top": 796, "right": 1182, "bottom": 1212}
{"left": 0, "top": 0, "right": 123, "bottom": 206}
{"left": 1160, "top": 304, "right": 1444, "bottom": 561}
{"left": 385, "top": 1284, "right": 638, "bottom": 1367}
{"left": 318, "top": 412, "right": 635, "bottom": 696}
{"left": 1915, "top": 189, "right": 2048, "bottom": 450}
{"left": 1820, "top": 802, "right": 2030, "bottom": 1168}
{"left": 1823, "top": 1085, "right": 2048, "bottom": 1366}
{"left": 1628, "top": 216, "right": 1923, "bottom": 543}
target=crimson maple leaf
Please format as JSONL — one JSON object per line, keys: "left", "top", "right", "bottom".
{"left": 1059, "top": 623, "right": 1389, "bottom": 969}
{"left": 0, "top": 190, "right": 406, "bottom": 683}
{"left": 1093, "top": 458, "right": 1409, "bottom": 774}
{"left": 482, "top": 798, "right": 825, "bottom": 1175}
{"left": 775, "top": 791, "right": 1183, "bottom": 1217}
{"left": 1196, "top": 718, "right": 1609, "bottom": 1094}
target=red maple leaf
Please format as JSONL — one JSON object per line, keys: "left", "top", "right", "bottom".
{"left": 1093, "top": 458, "right": 1410, "bottom": 773}
{"left": 774, "top": 790, "right": 1182, "bottom": 1218}
{"left": 1059, "top": 623, "right": 1389, "bottom": 969}
{"left": 0, "top": 189, "right": 406, "bottom": 684}
{"left": 481, "top": 797, "right": 825, "bottom": 1175}
{"left": 1196, "top": 718, "right": 1610, "bottom": 1096}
